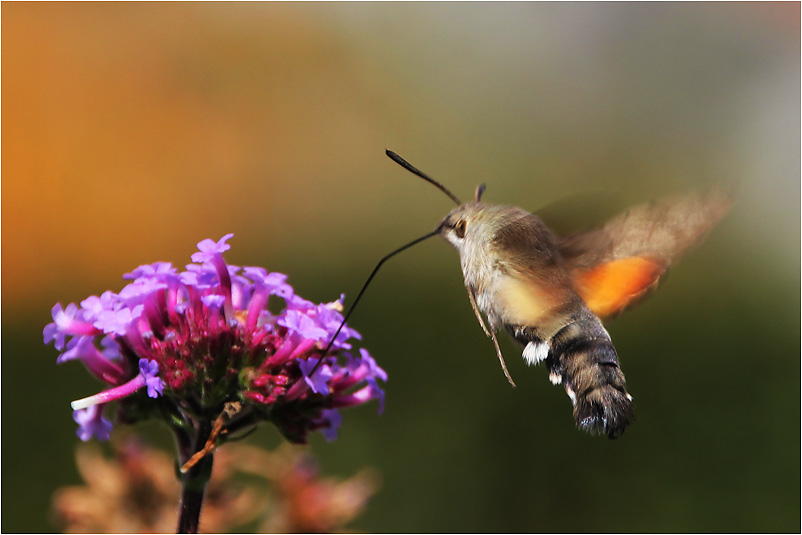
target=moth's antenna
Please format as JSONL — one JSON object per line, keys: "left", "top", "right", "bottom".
{"left": 474, "top": 184, "right": 486, "bottom": 203}
{"left": 309, "top": 229, "right": 440, "bottom": 377}
{"left": 386, "top": 150, "right": 462, "bottom": 206}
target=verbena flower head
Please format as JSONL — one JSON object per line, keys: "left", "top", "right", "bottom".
{"left": 45, "top": 234, "right": 386, "bottom": 444}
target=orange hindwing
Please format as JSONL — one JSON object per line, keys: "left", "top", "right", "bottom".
{"left": 573, "top": 257, "right": 665, "bottom": 319}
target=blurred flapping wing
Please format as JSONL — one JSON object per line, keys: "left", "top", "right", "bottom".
{"left": 558, "top": 187, "right": 733, "bottom": 319}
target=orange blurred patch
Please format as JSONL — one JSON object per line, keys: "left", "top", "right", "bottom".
{"left": 574, "top": 257, "right": 665, "bottom": 319}
{"left": 1, "top": 4, "right": 384, "bottom": 308}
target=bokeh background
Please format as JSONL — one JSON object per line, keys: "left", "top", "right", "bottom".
{"left": 3, "top": 2, "right": 799, "bottom": 532}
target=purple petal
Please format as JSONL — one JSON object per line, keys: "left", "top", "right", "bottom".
{"left": 368, "top": 377, "right": 386, "bottom": 414}
{"left": 191, "top": 234, "right": 234, "bottom": 263}
{"left": 44, "top": 303, "right": 88, "bottom": 350}
{"left": 123, "top": 262, "right": 176, "bottom": 280}
{"left": 315, "top": 303, "right": 361, "bottom": 348}
{"left": 360, "top": 348, "right": 388, "bottom": 382}
{"left": 119, "top": 278, "right": 167, "bottom": 301}
{"left": 100, "top": 335, "right": 121, "bottom": 360}
{"left": 201, "top": 294, "right": 225, "bottom": 309}
{"left": 319, "top": 409, "right": 342, "bottom": 442}
{"left": 278, "top": 310, "right": 329, "bottom": 341}
{"left": 243, "top": 267, "right": 294, "bottom": 298}
{"left": 333, "top": 378, "right": 386, "bottom": 414}
{"left": 80, "top": 292, "right": 120, "bottom": 319}
{"left": 73, "top": 405, "right": 113, "bottom": 442}
{"left": 299, "top": 359, "right": 332, "bottom": 395}
{"left": 139, "top": 359, "right": 164, "bottom": 398}
{"left": 93, "top": 305, "right": 143, "bottom": 336}
{"left": 42, "top": 322, "right": 60, "bottom": 347}
{"left": 285, "top": 294, "right": 315, "bottom": 311}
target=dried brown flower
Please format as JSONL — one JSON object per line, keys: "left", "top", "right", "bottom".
{"left": 52, "top": 437, "right": 379, "bottom": 533}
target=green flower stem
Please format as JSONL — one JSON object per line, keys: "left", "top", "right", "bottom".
{"left": 176, "top": 421, "right": 214, "bottom": 534}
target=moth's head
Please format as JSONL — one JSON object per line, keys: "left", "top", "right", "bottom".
{"left": 437, "top": 185, "right": 492, "bottom": 249}
{"left": 383, "top": 151, "right": 496, "bottom": 251}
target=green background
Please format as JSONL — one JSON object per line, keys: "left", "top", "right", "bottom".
{"left": 3, "top": 3, "right": 799, "bottom": 532}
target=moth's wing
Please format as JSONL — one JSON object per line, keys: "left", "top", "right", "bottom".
{"left": 558, "top": 187, "right": 733, "bottom": 319}
{"left": 535, "top": 190, "right": 623, "bottom": 238}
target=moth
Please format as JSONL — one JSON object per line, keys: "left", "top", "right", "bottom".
{"left": 320, "top": 150, "right": 731, "bottom": 439}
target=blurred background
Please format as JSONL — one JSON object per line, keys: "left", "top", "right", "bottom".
{"left": 2, "top": 2, "right": 799, "bottom": 532}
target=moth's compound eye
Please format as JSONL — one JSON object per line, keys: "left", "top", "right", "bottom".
{"left": 455, "top": 219, "right": 467, "bottom": 239}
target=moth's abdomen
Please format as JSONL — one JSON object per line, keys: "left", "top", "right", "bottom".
{"left": 558, "top": 341, "right": 633, "bottom": 438}
{"left": 548, "top": 316, "right": 634, "bottom": 438}
{"left": 509, "top": 310, "right": 634, "bottom": 439}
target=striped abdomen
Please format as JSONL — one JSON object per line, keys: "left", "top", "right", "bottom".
{"left": 507, "top": 308, "right": 634, "bottom": 438}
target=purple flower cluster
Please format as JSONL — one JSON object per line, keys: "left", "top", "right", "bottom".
{"left": 44, "top": 234, "right": 386, "bottom": 444}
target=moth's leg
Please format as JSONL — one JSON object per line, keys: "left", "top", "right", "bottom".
{"left": 489, "top": 328, "right": 517, "bottom": 388}
{"left": 466, "top": 287, "right": 492, "bottom": 337}
{"left": 466, "top": 287, "right": 516, "bottom": 388}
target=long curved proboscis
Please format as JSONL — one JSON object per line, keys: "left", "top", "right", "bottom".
{"left": 309, "top": 230, "right": 440, "bottom": 376}
{"left": 386, "top": 149, "right": 462, "bottom": 206}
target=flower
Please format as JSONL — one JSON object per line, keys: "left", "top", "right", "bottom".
{"left": 45, "top": 234, "right": 386, "bottom": 445}
{"left": 73, "top": 405, "right": 113, "bottom": 442}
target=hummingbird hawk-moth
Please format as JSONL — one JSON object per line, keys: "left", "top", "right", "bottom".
{"left": 319, "top": 150, "right": 731, "bottom": 439}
